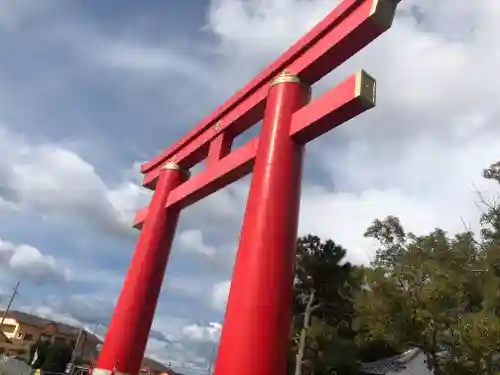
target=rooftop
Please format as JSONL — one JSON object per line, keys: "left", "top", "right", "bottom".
{"left": 1, "top": 310, "right": 179, "bottom": 374}
{"left": 1, "top": 310, "right": 99, "bottom": 341}
{"left": 359, "top": 348, "right": 426, "bottom": 375}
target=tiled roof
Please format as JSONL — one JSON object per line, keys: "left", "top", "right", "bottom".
{"left": 359, "top": 348, "right": 421, "bottom": 374}
{"left": 2, "top": 310, "right": 181, "bottom": 374}
{"left": 0, "top": 310, "right": 100, "bottom": 342}
{"left": 141, "top": 357, "right": 171, "bottom": 373}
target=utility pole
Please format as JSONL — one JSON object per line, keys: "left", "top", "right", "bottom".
{"left": 206, "top": 344, "right": 216, "bottom": 375}
{"left": 0, "top": 281, "right": 20, "bottom": 329}
{"left": 68, "top": 327, "right": 85, "bottom": 375}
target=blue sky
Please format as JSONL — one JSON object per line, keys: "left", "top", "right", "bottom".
{"left": 1, "top": 0, "right": 500, "bottom": 372}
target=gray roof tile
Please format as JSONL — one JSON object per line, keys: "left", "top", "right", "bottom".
{"left": 359, "top": 348, "right": 421, "bottom": 374}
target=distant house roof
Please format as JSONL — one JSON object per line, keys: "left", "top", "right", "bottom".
{"left": 0, "top": 310, "right": 100, "bottom": 342}
{"left": 359, "top": 348, "right": 432, "bottom": 375}
{"left": 141, "top": 357, "right": 171, "bottom": 373}
{"left": 1, "top": 311, "right": 178, "bottom": 374}
{"left": 141, "top": 357, "right": 189, "bottom": 375}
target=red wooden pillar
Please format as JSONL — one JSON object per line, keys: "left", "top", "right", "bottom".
{"left": 94, "top": 162, "right": 189, "bottom": 375}
{"left": 214, "top": 71, "right": 310, "bottom": 375}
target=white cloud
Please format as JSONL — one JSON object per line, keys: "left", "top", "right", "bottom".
{"left": 6, "top": 301, "right": 218, "bottom": 373}
{"left": 145, "top": 318, "right": 220, "bottom": 372}
{"left": 182, "top": 322, "right": 221, "bottom": 343}
{"left": 198, "top": 0, "right": 500, "bottom": 262}
{"left": 3, "top": 0, "right": 500, "bottom": 369}
{"left": 164, "top": 277, "right": 210, "bottom": 301}
{"left": 178, "top": 229, "right": 217, "bottom": 257}
{"left": 17, "top": 295, "right": 115, "bottom": 331}
{"left": 27, "top": 305, "right": 84, "bottom": 328}
{"left": 205, "top": 0, "right": 337, "bottom": 83}
{"left": 168, "top": 0, "right": 500, "bottom": 327}
{"left": 210, "top": 280, "right": 230, "bottom": 313}
{"left": 0, "top": 238, "right": 71, "bottom": 283}
{"left": 301, "top": 133, "right": 500, "bottom": 264}
{"left": 0, "top": 127, "right": 149, "bottom": 236}
{"left": 89, "top": 40, "right": 207, "bottom": 81}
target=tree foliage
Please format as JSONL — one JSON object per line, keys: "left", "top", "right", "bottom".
{"left": 289, "top": 235, "right": 360, "bottom": 375}
{"left": 289, "top": 161, "right": 500, "bottom": 375}
{"left": 41, "top": 339, "right": 73, "bottom": 374}
{"left": 354, "top": 161, "right": 500, "bottom": 374}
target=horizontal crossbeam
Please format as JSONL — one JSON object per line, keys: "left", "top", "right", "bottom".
{"left": 133, "top": 70, "right": 376, "bottom": 229}
{"left": 140, "top": 0, "right": 397, "bottom": 190}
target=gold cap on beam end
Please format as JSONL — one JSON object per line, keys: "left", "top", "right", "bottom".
{"left": 161, "top": 161, "right": 191, "bottom": 177}
{"left": 269, "top": 70, "right": 301, "bottom": 87}
{"left": 355, "top": 70, "right": 377, "bottom": 108}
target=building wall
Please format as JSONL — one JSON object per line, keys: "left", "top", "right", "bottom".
{"left": 0, "top": 319, "right": 98, "bottom": 363}
{"left": 1, "top": 318, "right": 21, "bottom": 340}
{"left": 0, "top": 319, "right": 47, "bottom": 359}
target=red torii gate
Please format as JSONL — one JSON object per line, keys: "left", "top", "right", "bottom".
{"left": 94, "top": 1, "right": 399, "bottom": 375}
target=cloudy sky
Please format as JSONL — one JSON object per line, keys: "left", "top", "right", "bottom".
{"left": 0, "top": 0, "right": 499, "bottom": 372}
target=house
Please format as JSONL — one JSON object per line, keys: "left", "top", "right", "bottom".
{"left": 140, "top": 357, "right": 173, "bottom": 375}
{"left": 0, "top": 310, "right": 100, "bottom": 362}
{"left": 0, "top": 310, "right": 180, "bottom": 375}
{"left": 0, "top": 330, "right": 11, "bottom": 347}
{"left": 359, "top": 348, "right": 433, "bottom": 375}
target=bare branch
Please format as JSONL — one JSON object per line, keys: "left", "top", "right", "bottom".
{"left": 338, "top": 288, "right": 356, "bottom": 303}
{"left": 295, "top": 290, "right": 316, "bottom": 375}
{"left": 460, "top": 216, "right": 473, "bottom": 233}
{"left": 310, "top": 303, "right": 322, "bottom": 312}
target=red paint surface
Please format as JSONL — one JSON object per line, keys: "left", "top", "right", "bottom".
{"left": 133, "top": 72, "right": 371, "bottom": 228}
{"left": 100, "top": 0, "right": 400, "bottom": 373}
{"left": 207, "top": 132, "right": 232, "bottom": 169}
{"left": 290, "top": 74, "right": 371, "bottom": 143}
{"left": 141, "top": 0, "right": 394, "bottom": 189}
{"left": 95, "top": 167, "right": 186, "bottom": 375}
{"left": 214, "top": 80, "right": 308, "bottom": 375}
{"left": 140, "top": 0, "right": 360, "bottom": 175}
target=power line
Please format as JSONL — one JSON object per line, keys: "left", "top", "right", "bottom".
{"left": 0, "top": 281, "right": 20, "bottom": 328}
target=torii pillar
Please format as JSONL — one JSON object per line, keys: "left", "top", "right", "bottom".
{"left": 93, "top": 1, "right": 399, "bottom": 375}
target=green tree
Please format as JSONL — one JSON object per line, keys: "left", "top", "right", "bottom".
{"left": 290, "top": 235, "right": 360, "bottom": 375}
{"left": 479, "top": 161, "right": 500, "bottom": 243}
{"left": 41, "top": 339, "right": 73, "bottom": 374}
{"left": 354, "top": 216, "right": 488, "bottom": 374}
{"left": 288, "top": 161, "right": 500, "bottom": 374}
{"left": 444, "top": 161, "right": 500, "bottom": 374}
{"left": 356, "top": 205, "right": 500, "bottom": 374}
{"left": 29, "top": 336, "right": 51, "bottom": 369}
